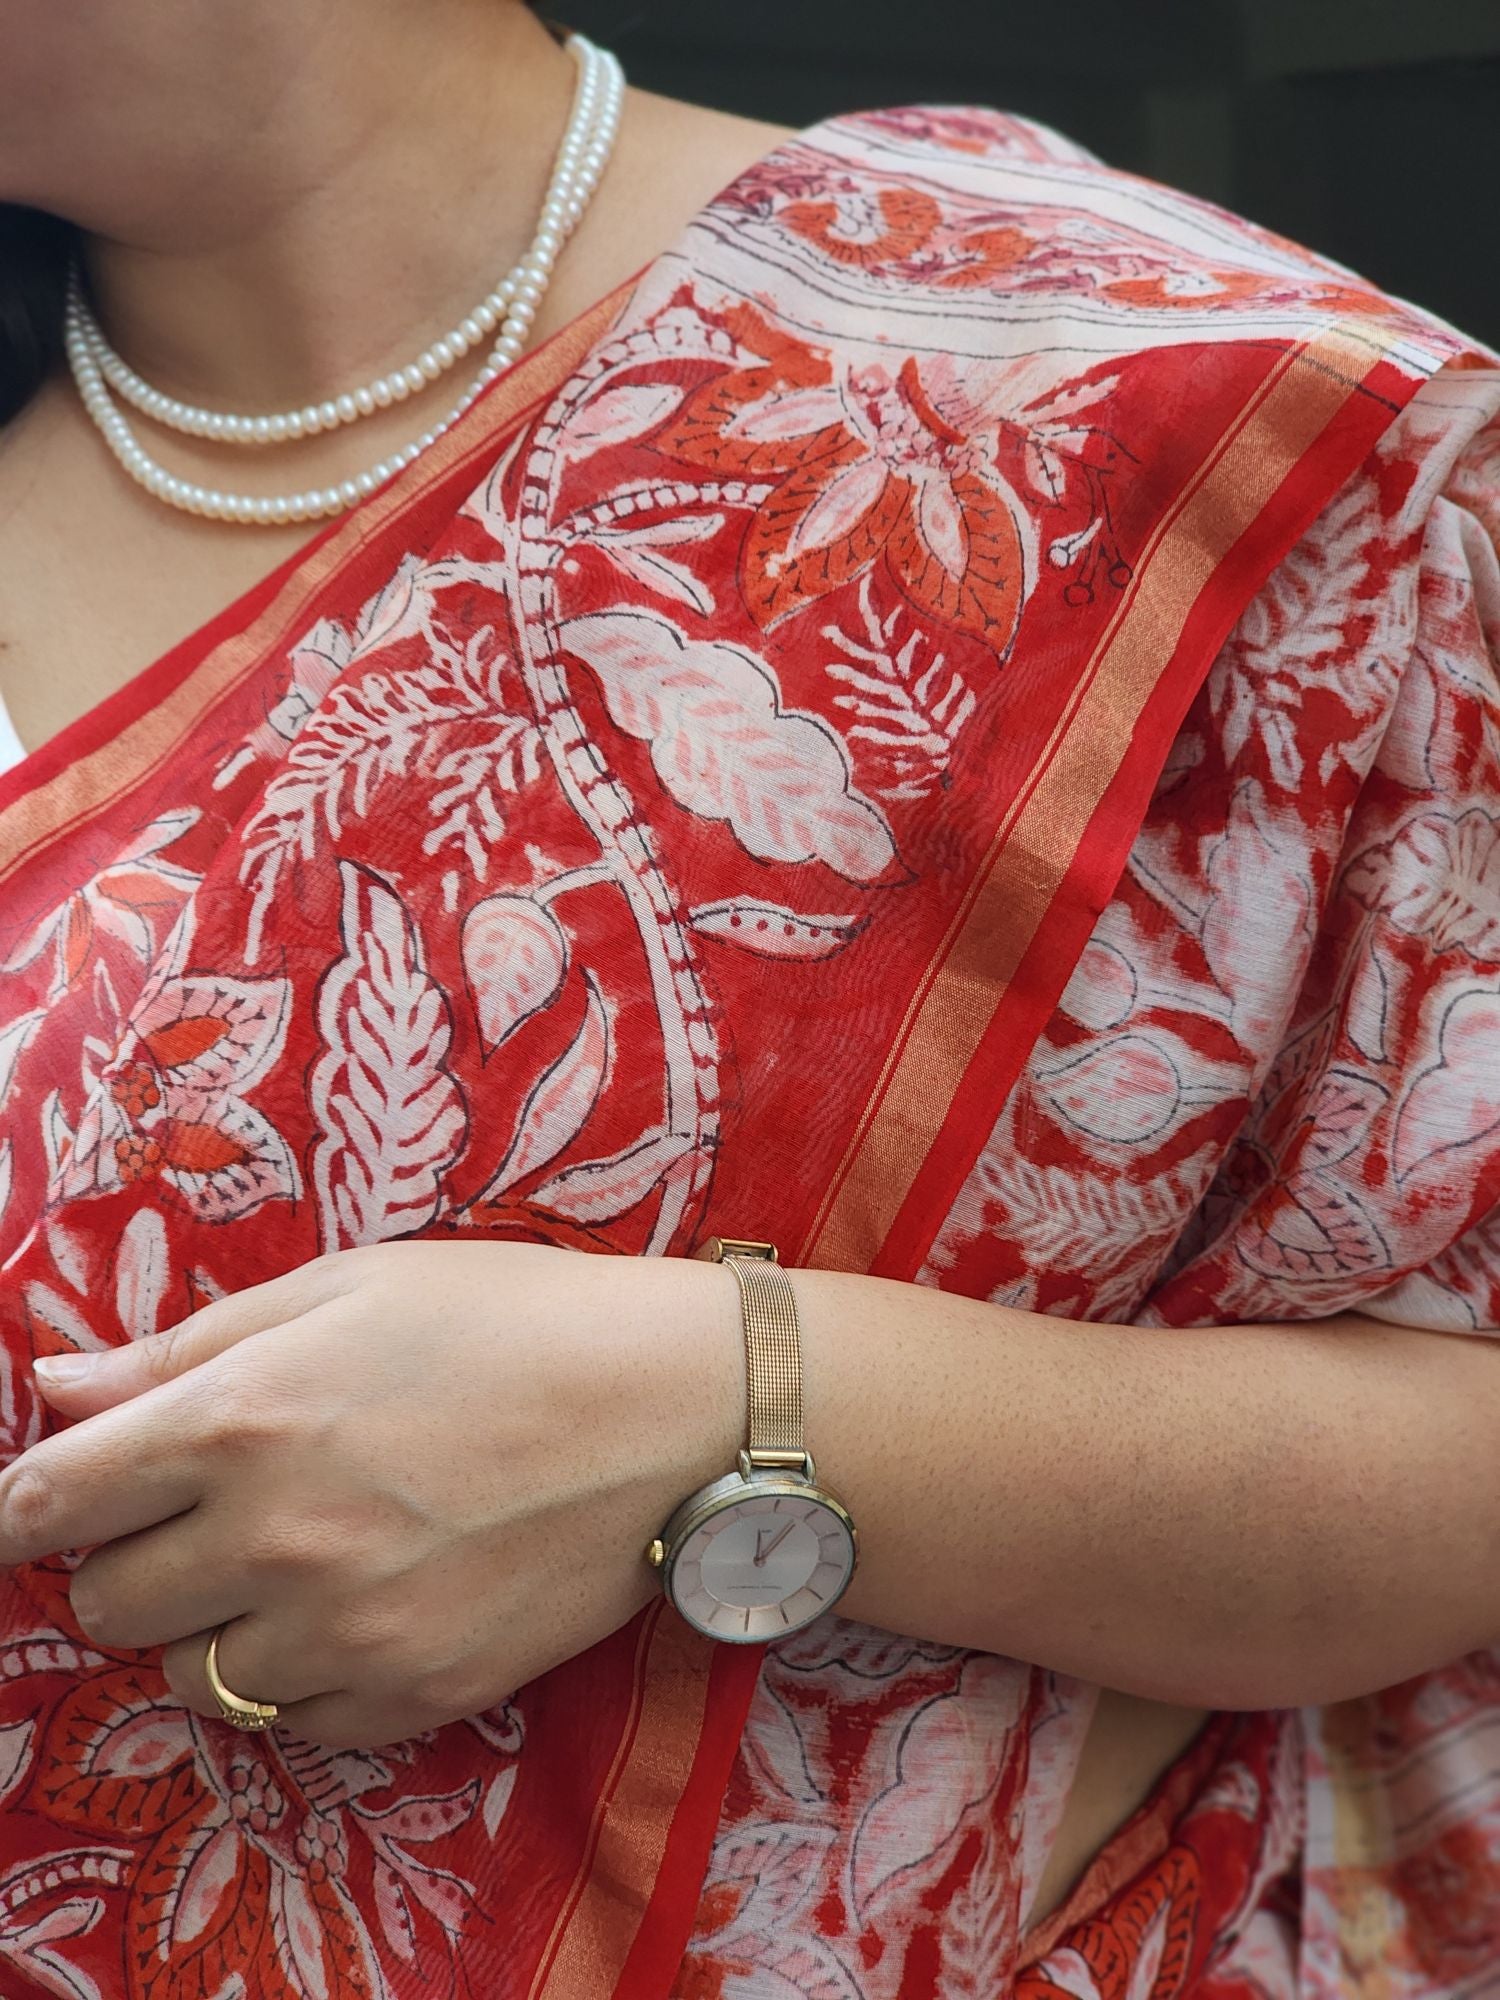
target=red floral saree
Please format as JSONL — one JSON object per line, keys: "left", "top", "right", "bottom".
{"left": 0, "top": 103, "right": 1497, "bottom": 2000}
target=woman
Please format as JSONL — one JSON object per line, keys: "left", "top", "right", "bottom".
{"left": 0, "top": 2, "right": 1496, "bottom": 1995}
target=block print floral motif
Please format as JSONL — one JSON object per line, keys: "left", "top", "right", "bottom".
{"left": 0, "top": 104, "right": 1490, "bottom": 2000}
{"left": 51, "top": 911, "right": 298, "bottom": 1226}
{"left": 23, "top": 1549, "right": 520, "bottom": 2000}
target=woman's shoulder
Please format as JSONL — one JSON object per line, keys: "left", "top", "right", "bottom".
{"left": 686, "top": 95, "right": 1485, "bottom": 372}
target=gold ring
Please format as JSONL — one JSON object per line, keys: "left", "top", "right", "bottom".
{"left": 204, "top": 1625, "right": 280, "bottom": 1732}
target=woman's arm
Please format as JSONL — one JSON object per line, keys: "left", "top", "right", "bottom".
{"left": 791, "top": 1264, "right": 1500, "bottom": 1709}
{"left": 10, "top": 1239, "right": 1499, "bottom": 1747}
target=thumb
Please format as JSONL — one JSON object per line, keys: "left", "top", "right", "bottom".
{"left": 32, "top": 1253, "right": 355, "bottom": 1418}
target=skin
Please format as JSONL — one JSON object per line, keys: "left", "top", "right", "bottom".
{"left": 1, "top": 0, "right": 1493, "bottom": 1932}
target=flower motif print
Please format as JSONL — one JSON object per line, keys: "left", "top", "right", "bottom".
{"left": 57, "top": 916, "right": 298, "bottom": 1223}
{"left": 656, "top": 306, "right": 1036, "bottom": 654}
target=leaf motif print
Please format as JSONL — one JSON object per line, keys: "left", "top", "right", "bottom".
{"left": 560, "top": 381, "right": 685, "bottom": 457}
{"left": 478, "top": 973, "right": 611, "bottom": 1202}
{"left": 0, "top": 1717, "right": 35, "bottom": 1806}
{"left": 239, "top": 626, "right": 507, "bottom": 963}
{"left": 134, "top": 1806, "right": 269, "bottom": 2000}
{"left": 737, "top": 1940, "right": 867, "bottom": 2000}
{"left": 1238, "top": 1176, "right": 1393, "bottom": 1282}
{"left": 1392, "top": 987, "right": 1500, "bottom": 1182}
{"left": 155, "top": 1100, "right": 303, "bottom": 1225}
{"left": 25, "top": 1283, "right": 107, "bottom": 1353}
{"left": 164, "top": 1818, "right": 241, "bottom": 1952}
{"left": 43, "top": 1669, "right": 198, "bottom": 1835}
{"left": 270, "top": 1869, "right": 378, "bottom": 2000}
{"left": 0, "top": 1009, "right": 45, "bottom": 1111}
{"left": 1298, "top": 1069, "right": 1388, "bottom": 1172}
{"left": 483, "top": 1764, "right": 517, "bottom": 1841}
{"left": 594, "top": 514, "right": 725, "bottom": 617}
{"left": 561, "top": 608, "right": 900, "bottom": 882}
{"left": 461, "top": 894, "right": 569, "bottom": 1054}
{"left": 1058, "top": 939, "right": 1139, "bottom": 1033}
{"left": 596, "top": 542, "right": 717, "bottom": 616}
{"left": 114, "top": 1208, "right": 170, "bottom": 1341}
{"left": 311, "top": 863, "right": 468, "bottom": 1252}
{"left": 849, "top": 1656, "right": 1025, "bottom": 1928}
{"left": 703, "top": 1825, "right": 836, "bottom": 1942}
{"left": 530, "top": 1128, "right": 694, "bottom": 1225}
{"left": 689, "top": 899, "right": 869, "bottom": 960}
{"left": 1346, "top": 809, "right": 1500, "bottom": 960}
{"left": 822, "top": 577, "right": 978, "bottom": 803}
{"left": 132, "top": 975, "right": 289, "bottom": 1098}
{"left": 0, "top": 1885, "right": 118, "bottom": 2000}
{"left": 937, "top": 1828, "right": 1017, "bottom": 1999}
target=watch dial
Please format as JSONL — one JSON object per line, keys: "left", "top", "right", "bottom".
{"left": 670, "top": 1490, "right": 856, "bottom": 1641}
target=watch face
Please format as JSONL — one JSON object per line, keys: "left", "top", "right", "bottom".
{"left": 667, "top": 1481, "right": 857, "bottom": 1642}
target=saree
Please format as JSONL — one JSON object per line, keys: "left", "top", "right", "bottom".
{"left": 0, "top": 99, "right": 1496, "bottom": 2000}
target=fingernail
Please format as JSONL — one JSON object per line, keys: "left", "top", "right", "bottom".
{"left": 34, "top": 1354, "right": 96, "bottom": 1385}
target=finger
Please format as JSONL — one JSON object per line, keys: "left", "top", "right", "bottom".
{"left": 163, "top": 1615, "right": 340, "bottom": 1725}
{"left": 69, "top": 1507, "right": 252, "bottom": 1652}
{"left": 0, "top": 1369, "right": 213, "bottom": 1566}
{"left": 32, "top": 1250, "right": 361, "bottom": 1418}
{"left": 262, "top": 1691, "right": 424, "bottom": 1753}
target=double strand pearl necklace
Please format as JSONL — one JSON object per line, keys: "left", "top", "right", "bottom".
{"left": 64, "top": 32, "right": 624, "bottom": 527}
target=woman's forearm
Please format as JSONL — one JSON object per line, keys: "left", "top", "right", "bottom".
{"left": 755, "top": 1268, "right": 1500, "bottom": 1709}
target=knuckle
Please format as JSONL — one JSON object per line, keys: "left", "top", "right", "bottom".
{"left": 239, "top": 1514, "right": 341, "bottom": 1578}
{"left": 1, "top": 1463, "right": 55, "bottom": 1555}
{"left": 325, "top": 1602, "right": 407, "bottom": 1663}
{"left": 138, "top": 1326, "right": 196, "bottom": 1389}
{"left": 196, "top": 1381, "right": 290, "bottom": 1457}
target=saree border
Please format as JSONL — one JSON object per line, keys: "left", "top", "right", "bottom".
{"left": 526, "top": 1612, "right": 761, "bottom": 1999}
{"left": 794, "top": 319, "right": 1442, "bottom": 1283}
{"left": 2, "top": 285, "right": 1454, "bottom": 1998}
{"left": 0, "top": 282, "right": 637, "bottom": 888}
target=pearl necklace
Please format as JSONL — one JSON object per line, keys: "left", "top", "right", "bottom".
{"left": 64, "top": 33, "right": 624, "bottom": 526}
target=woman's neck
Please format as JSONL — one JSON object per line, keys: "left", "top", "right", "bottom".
{"left": 79, "top": 2, "right": 574, "bottom": 412}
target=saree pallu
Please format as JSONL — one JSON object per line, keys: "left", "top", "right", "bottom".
{"left": 0, "top": 103, "right": 1495, "bottom": 2000}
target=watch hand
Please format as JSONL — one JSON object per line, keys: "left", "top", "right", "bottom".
{"left": 754, "top": 1519, "right": 798, "bottom": 1567}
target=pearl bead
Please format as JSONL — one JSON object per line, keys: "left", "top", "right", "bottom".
{"left": 61, "top": 34, "right": 624, "bottom": 525}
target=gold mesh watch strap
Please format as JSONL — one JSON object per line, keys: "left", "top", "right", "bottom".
{"left": 695, "top": 1236, "right": 804, "bottom": 1466}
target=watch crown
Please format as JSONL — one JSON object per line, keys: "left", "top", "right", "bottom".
{"left": 644, "top": 1537, "right": 667, "bottom": 1569}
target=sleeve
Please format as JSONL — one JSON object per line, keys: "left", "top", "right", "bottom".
{"left": 922, "top": 364, "right": 1500, "bottom": 1336}
{"left": 1144, "top": 366, "right": 1500, "bottom": 1335}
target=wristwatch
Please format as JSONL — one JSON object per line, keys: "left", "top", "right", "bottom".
{"left": 645, "top": 1237, "right": 858, "bottom": 1643}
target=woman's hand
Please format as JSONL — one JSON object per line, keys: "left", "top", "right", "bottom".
{"left": 1, "top": 1241, "right": 742, "bottom": 1748}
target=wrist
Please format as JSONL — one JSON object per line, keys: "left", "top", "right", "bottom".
{"left": 642, "top": 1243, "right": 860, "bottom": 1643}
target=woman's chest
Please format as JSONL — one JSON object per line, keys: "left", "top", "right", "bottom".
{"left": 0, "top": 395, "right": 310, "bottom": 757}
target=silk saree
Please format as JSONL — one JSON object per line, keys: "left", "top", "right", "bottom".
{"left": 0, "top": 102, "right": 1497, "bottom": 2000}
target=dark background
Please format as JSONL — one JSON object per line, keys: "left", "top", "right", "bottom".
{"left": 553, "top": 0, "right": 1499, "bottom": 349}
